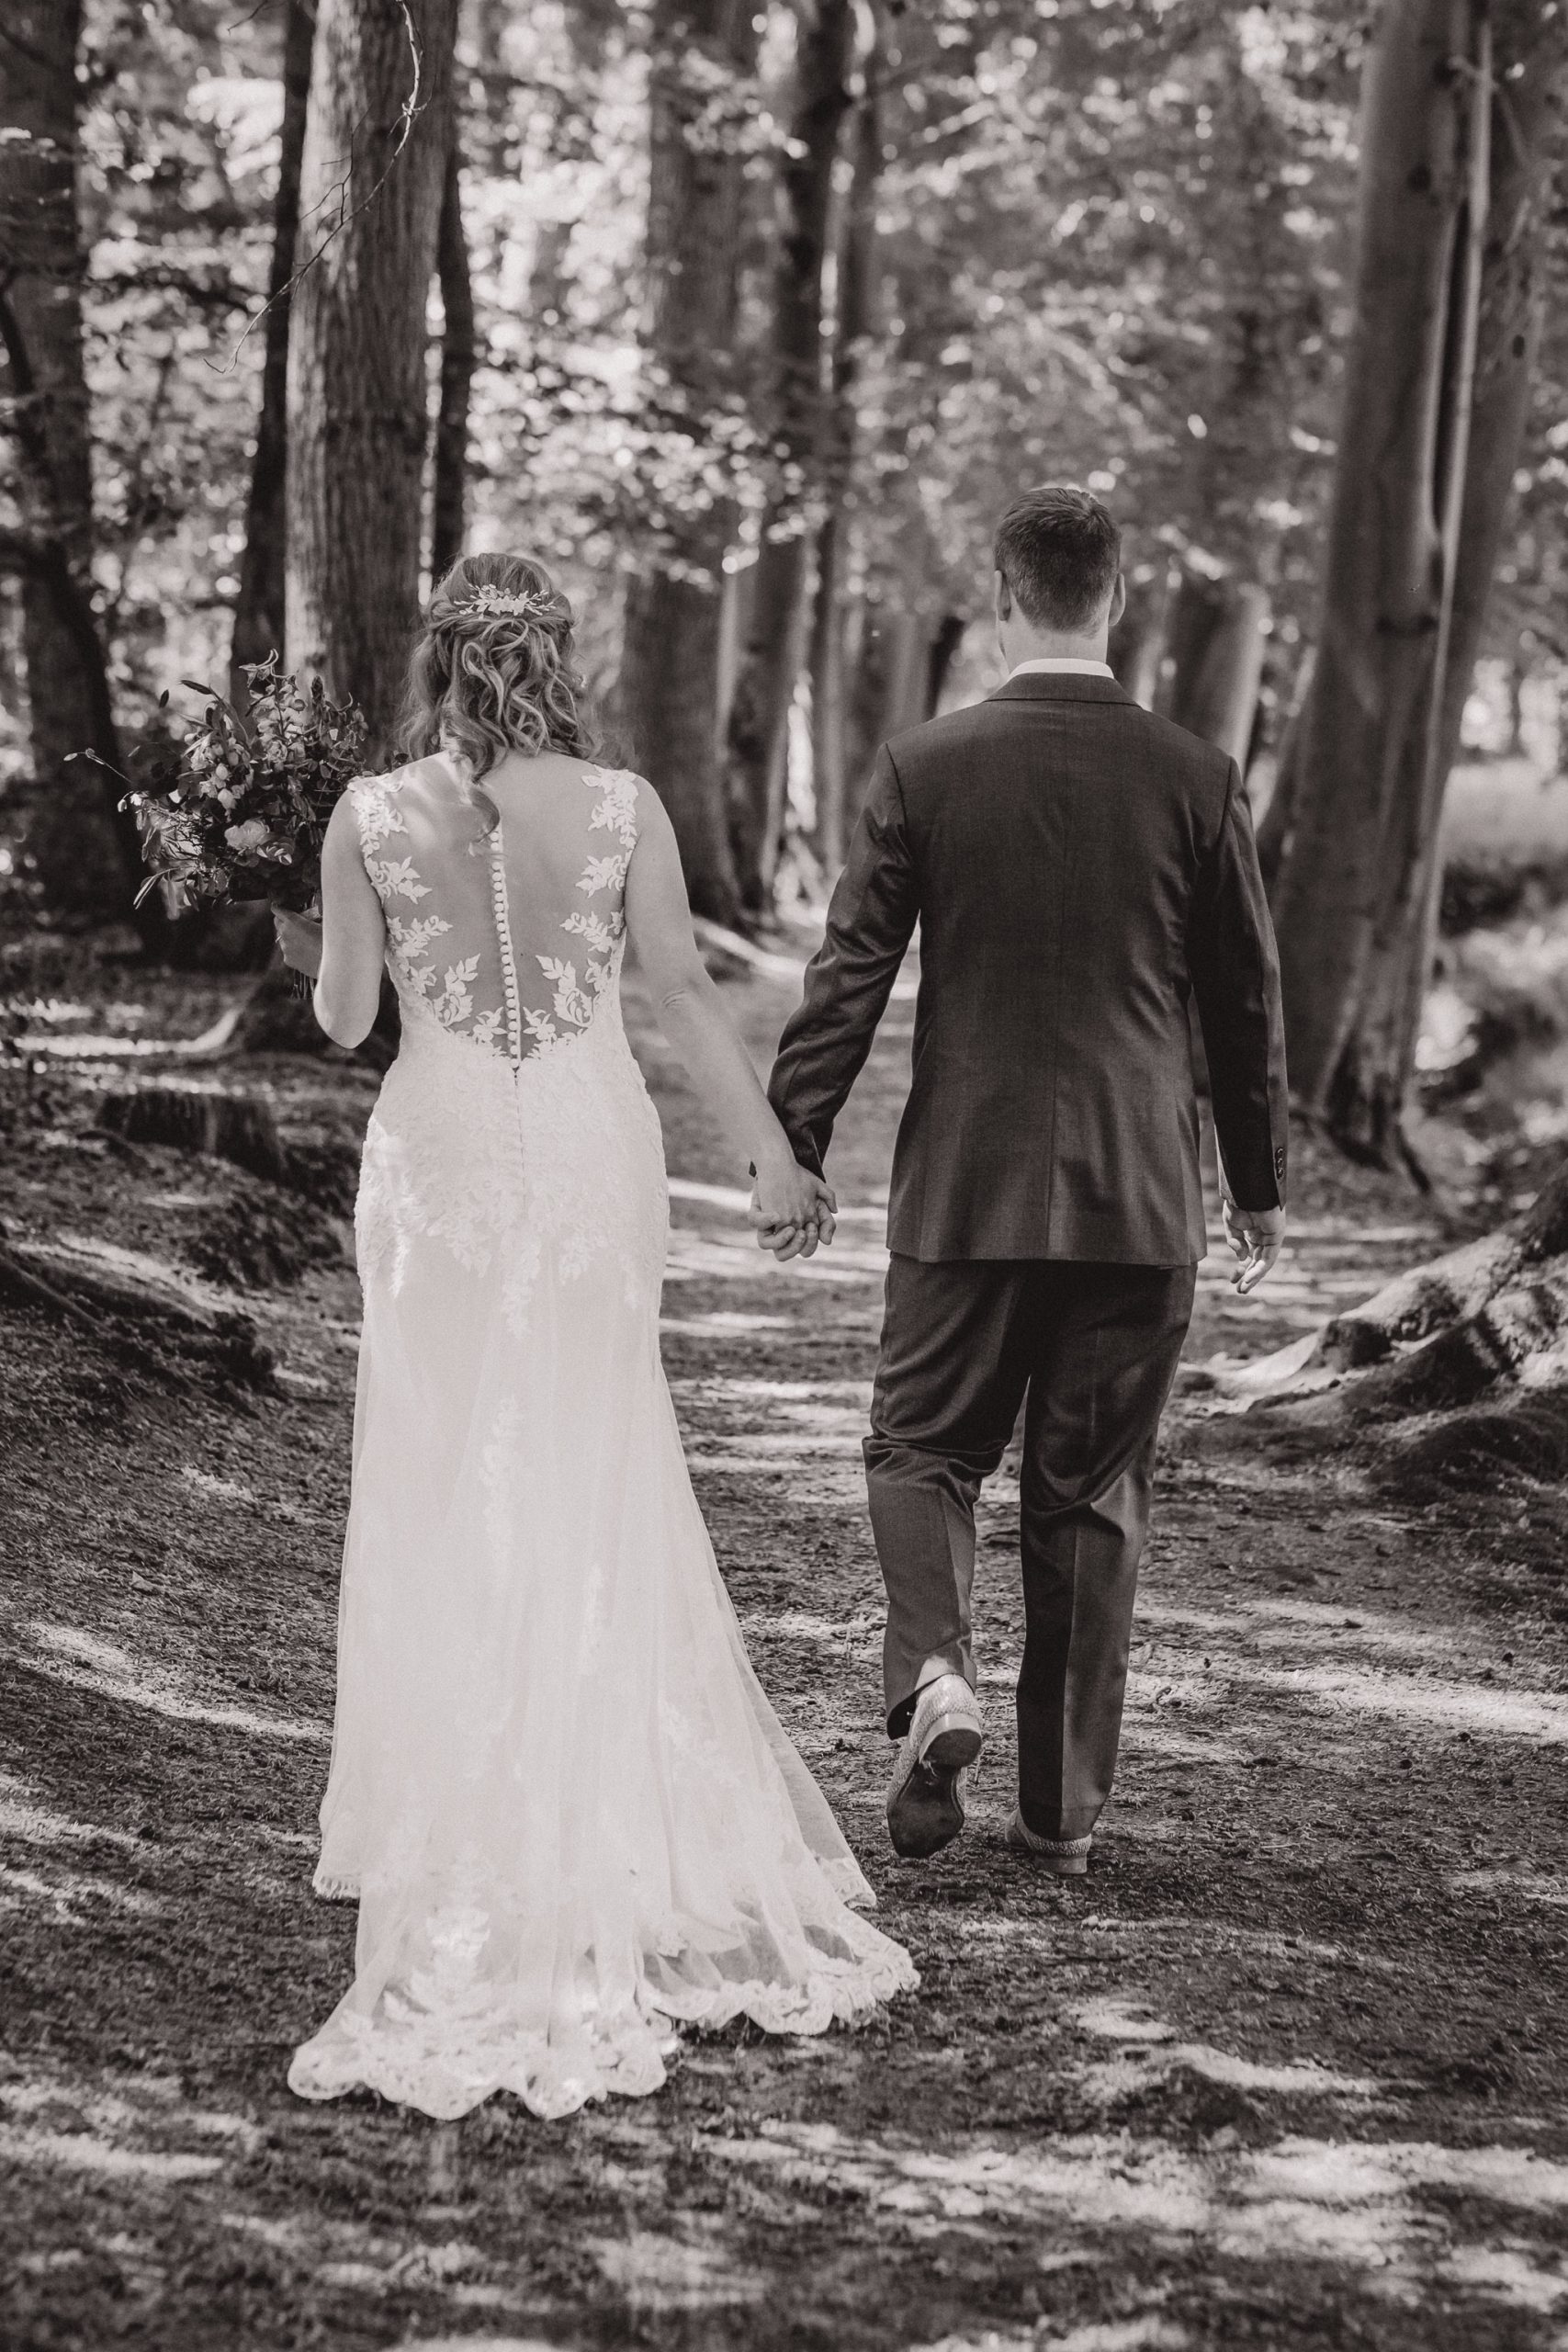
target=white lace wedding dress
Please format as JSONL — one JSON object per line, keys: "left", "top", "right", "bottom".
{"left": 288, "top": 751, "right": 915, "bottom": 2121}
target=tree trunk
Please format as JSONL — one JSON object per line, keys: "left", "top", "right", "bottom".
{"left": 1179, "top": 28, "right": 1313, "bottom": 591}
{"left": 285, "top": 0, "right": 458, "bottom": 756}
{"left": 1256, "top": 653, "right": 1314, "bottom": 895}
{"left": 1331, "top": 5, "right": 1566, "bottom": 1153}
{"left": 229, "top": 0, "right": 314, "bottom": 695}
{"left": 1506, "top": 659, "right": 1527, "bottom": 757}
{"left": 924, "top": 613, "right": 964, "bottom": 718}
{"left": 0, "top": 0, "right": 155, "bottom": 933}
{"left": 809, "top": 550, "right": 849, "bottom": 867}
{"left": 723, "top": 0, "right": 854, "bottom": 910}
{"left": 615, "top": 0, "right": 759, "bottom": 924}
{"left": 713, "top": 555, "right": 753, "bottom": 753}
{"left": 1269, "top": 0, "right": 1562, "bottom": 1165}
{"left": 430, "top": 117, "right": 474, "bottom": 582}
{"left": 1160, "top": 565, "right": 1270, "bottom": 767}
{"left": 1108, "top": 560, "right": 1173, "bottom": 709}
{"left": 809, "top": 9, "right": 884, "bottom": 873}
{"left": 727, "top": 536, "right": 811, "bottom": 910}
{"left": 879, "top": 609, "right": 931, "bottom": 738}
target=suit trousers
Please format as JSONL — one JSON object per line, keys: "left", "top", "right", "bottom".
{"left": 865, "top": 1255, "right": 1196, "bottom": 1842}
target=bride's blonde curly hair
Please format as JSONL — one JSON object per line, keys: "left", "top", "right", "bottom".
{"left": 400, "top": 552, "right": 599, "bottom": 828}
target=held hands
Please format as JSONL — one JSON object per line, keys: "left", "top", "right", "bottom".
{"left": 750, "top": 1151, "right": 838, "bottom": 1262}
{"left": 1221, "top": 1191, "right": 1286, "bottom": 1295}
{"left": 274, "top": 907, "right": 324, "bottom": 979}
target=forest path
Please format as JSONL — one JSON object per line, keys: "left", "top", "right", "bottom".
{"left": 3, "top": 946, "right": 1568, "bottom": 2352}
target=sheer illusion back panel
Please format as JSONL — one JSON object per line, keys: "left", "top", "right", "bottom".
{"left": 351, "top": 753, "right": 638, "bottom": 1059}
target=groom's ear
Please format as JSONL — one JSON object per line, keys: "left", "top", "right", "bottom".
{"left": 994, "top": 569, "right": 1011, "bottom": 624}
{"left": 1108, "top": 571, "right": 1127, "bottom": 628}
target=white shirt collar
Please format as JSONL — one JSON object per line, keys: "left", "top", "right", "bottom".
{"left": 1006, "top": 656, "right": 1114, "bottom": 679}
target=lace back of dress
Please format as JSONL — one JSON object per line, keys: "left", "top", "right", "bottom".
{"left": 351, "top": 754, "right": 639, "bottom": 1062}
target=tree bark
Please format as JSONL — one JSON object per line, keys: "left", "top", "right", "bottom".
{"left": 809, "top": 9, "right": 884, "bottom": 873}
{"left": 285, "top": 0, "right": 458, "bottom": 756}
{"left": 1160, "top": 564, "right": 1270, "bottom": 767}
{"left": 1108, "top": 560, "right": 1172, "bottom": 709}
{"left": 1256, "top": 653, "right": 1314, "bottom": 895}
{"left": 879, "top": 609, "right": 932, "bottom": 738}
{"left": 430, "top": 116, "right": 474, "bottom": 582}
{"left": 809, "top": 552, "right": 849, "bottom": 866}
{"left": 924, "top": 613, "right": 965, "bottom": 718}
{"left": 723, "top": 0, "right": 854, "bottom": 910}
{"left": 230, "top": 0, "right": 314, "bottom": 695}
{"left": 1270, "top": 0, "right": 1562, "bottom": 1165}
{"left": 0, "top": 0, "right": 153, "bottom": 931}
{"left": 615, "top": 0, "right": 759, "bottom": 923}
{"left": 1179, "top": 26, "right": 1314, "bottom": 590}
{"left": 1331, "top": 6, "right": 1566, "bottom": 1152}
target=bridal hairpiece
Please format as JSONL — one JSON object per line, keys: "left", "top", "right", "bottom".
{"left": 458, "top": 586, "right": 553, "bottom": 620}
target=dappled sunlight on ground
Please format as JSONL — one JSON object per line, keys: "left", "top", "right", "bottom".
{"left": 16, "top": 1622, "right": 327, "bottom": 1744}
{"left": 1070, "top": 1996, "right": 1380, "bottom": 2102}
{"left": 5, "top": 948, "right": 1568, "bottom": 2348}
{"left": 707, "top": 2118, "right": 1568, "bottom": 2312}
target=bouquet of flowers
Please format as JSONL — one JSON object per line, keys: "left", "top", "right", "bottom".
{"left": 117, "top": 655, "right": 367, "bottom": 915}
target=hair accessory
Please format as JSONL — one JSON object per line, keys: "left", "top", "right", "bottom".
{"left": 458, "top": 586, "right": 552, "bottom": 620}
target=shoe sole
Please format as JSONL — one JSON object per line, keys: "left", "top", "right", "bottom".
{"left": 924, "top": 1724, "right": 983, "bottom": 1773}
{"left": 887, "top": 1724, "right": 984, "bottom": 1860}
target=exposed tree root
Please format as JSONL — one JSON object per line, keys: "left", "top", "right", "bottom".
{"left": 1392, "top": 1390, "right": 1568, "bottom": 1494}
{"left": 186, "top": 1182, "right": 344, "bottom": 1293}
{"left": 1192, "top": 1158, "right": 1568, "bottom": 1490}
{"left": 0, "top": 1238, "right": 274, "bottom": 1394}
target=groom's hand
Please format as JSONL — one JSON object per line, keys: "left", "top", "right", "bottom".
{"left": 750, "top": 1159, "right": 836, "bottom": 1261}
{"left": 1222, "top": 1194, "right": 1286, "bottom": 1295}
{"left": 750, "top": 1197, "right": 837, "bottom": 1261}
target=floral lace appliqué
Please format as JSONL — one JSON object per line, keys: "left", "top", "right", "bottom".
{"left": 348, "top": 760, "right": 668, "bottom": 1330}
{"left": 522, "top": 770, "right": 638, "bottom": 1055}
{"left": 352, "top": 779, "right": 453, "bottom": 1008}
{"left": 351, "top": 766, "right": 639, "bottom": 1066}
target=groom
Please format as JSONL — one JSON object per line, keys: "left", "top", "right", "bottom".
{"left": 765, "top": 484, "right": 1287, "bottom": 1873}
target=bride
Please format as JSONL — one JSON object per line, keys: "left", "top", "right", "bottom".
{"left": 274, "top": 551, "right": 915, "bottom": 2120}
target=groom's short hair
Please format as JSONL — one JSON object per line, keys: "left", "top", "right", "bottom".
{"left": 994, "top": 485, "right": 1121, "bottom": 631}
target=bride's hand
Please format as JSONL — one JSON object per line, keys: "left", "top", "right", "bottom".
{"left": 750, "top": 1154, "right": 836, "bottom": 1261}
{"left": 275, "top": 907, "right": 323, "bottom": 978}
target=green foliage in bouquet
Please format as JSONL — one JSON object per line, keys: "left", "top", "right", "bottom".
{"left": 117, "top": 657, "right": 368, "bottom": 913}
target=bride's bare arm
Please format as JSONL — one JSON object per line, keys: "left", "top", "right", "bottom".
{"left": 624, "top": 786, "right": 834, "bottom": 1246}
{"left": 310, "top": 796, "right": 388, "bottom": 1047}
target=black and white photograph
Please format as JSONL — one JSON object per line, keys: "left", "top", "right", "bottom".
{"left": 3, "top": 1, "right": 1568, "bottom": 2346}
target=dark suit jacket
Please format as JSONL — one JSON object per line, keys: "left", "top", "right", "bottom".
{"left": 768, "top": 672, "right": 1288, "bottom": 1264}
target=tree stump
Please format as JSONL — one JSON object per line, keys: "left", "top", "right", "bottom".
{"left": 96, "top": 1084, "right": 288, "bottom": 1182}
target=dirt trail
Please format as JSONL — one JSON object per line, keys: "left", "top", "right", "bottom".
{"left": 4, "top": 947, "right": 1568, "bottom": 2352}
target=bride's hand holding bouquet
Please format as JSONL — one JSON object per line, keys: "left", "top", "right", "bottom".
{"left": 273, "top": 906, "right": 324, "bottom": 978}
{"left": 113, "top": 656, "right": 367, "bottom": 973}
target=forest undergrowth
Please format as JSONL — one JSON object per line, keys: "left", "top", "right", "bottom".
{"left": 4, "top": 938, "right": 1568, "bottom": 2352}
